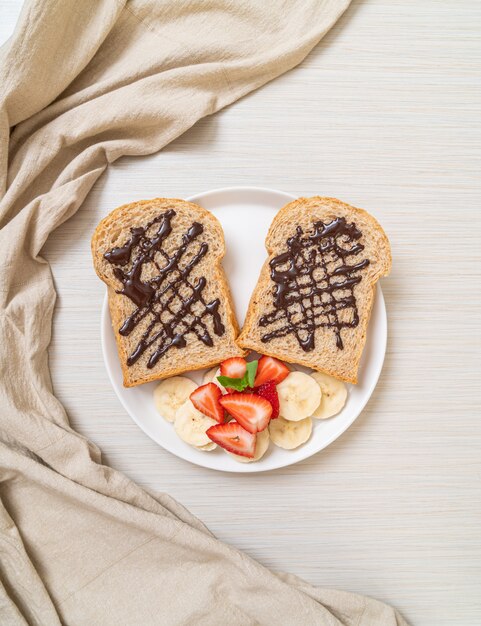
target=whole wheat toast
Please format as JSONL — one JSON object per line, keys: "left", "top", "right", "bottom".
{"left": 237, "top": 197, "right": 391, "bottom": 384}
{"left": 92, "top": 198, "right": 244, "bottom": 387}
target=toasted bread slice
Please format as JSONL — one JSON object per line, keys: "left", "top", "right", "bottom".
{"left": 92, "top": 198, "right": 244, "bottom": 387}
{"left": 237, "top": 197, "right": 391, "bottom": 384}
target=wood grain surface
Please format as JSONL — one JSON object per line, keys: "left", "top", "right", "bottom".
{"left": 2, "top": 1, "right": 481, "bottom": 624}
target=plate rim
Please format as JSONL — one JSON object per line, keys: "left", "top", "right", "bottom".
{"left": 100, "top": 186, "right": 387, "bottom": 473}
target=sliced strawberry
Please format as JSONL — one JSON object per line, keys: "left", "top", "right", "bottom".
{"left": 220, "top": 356, "right": 247, "bottom": 392}
{"left": 254, "top": 355, "right": 290, "bottom": 387}
{"left": 207, "top": 421, "right": 256, "bottom": 458}
{"left": 190, "top": 383, "right": 224, "bottom": 423}
{"left": 255, "top": 381, "right": 280, "bottom": 419}
{"left": 220, "top": 356, "right": 247, "bottom": 379}
{"left": 219, "top": 392, "right": 272, "bottom": 433}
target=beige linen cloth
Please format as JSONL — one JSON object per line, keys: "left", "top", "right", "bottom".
{"left": 0, "top": 1, "right": 408, "bottom": 624}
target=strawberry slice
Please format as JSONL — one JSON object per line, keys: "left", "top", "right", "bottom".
{"left": 207, "top": 421, "right": 256, "bottom": 458}
{"left": 220, "top": 356, "right": 247, "bottom": 392}
{"left": 255, "top": 381, "right": 280, "bottom": 419}
{"left": 190, "top": 383, "right": 224, "bottom": 423}
{"left": 219, "top": 392, "right": 272, "bottom": 433}
{"left": 254, "top": 355, "right": 290, "bottom": 387}
{"left": 220, "top": 356, "right": 247, "bottom": 379}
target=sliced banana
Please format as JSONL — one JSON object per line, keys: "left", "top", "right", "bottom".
{"left": 197, "top": 441, "right": 217, "bottom": 452}
{"left": 269, "top": 416, "right": 312, "bottom": 450}
{"left": 227, "top": 428, "right": 270, "bottom": 463}
{"left": 153, "top": 376, "right": 198, "bottom": 422}
{"left": 212, "top": 367, "right": 226, "bottom": 393}
{"left": 174, "top": 399, "right": 217, "bottom": 447}
{"left": 202, "top": 367, "right": 219, "bottom": 385}
{"left": 310, "top": 372, "right": 348, "bottom": 419}
{"left": 277, "top": 371, "right": 322, "bottom": 421}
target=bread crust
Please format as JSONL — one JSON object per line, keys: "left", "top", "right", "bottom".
{"left": 236, "top": 197, "right": 391, "bottom": 384}
{"left": 92, "top": 198, "right": 244, "bottom": 387}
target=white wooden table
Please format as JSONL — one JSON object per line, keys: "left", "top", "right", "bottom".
{"left": 2, "top": 2, "right": 481, "bottom": 624}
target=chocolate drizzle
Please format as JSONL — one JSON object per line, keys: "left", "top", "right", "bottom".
{"left": 104, "top": 210, "right": 225, "bottom": 368}
{"left": 259, "top": 217, "right": 370, "bottom": 351}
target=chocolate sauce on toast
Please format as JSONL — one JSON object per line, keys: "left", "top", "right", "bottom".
{"left": 104, "top": 210, "right": 225, "bottom": 368}
{"left": 259, "top": 217, "right": 370, "bottom": 351}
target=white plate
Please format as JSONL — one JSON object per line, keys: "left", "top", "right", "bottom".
{"left": 101, "top": 187, "right": 387, "bottom": 473}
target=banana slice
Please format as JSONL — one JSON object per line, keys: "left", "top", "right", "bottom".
{"left": 202, "top": 367, "right": 219, "bottom": 385}
{"left": 212, "top": 367, "right": 226, "bottom": 393}
{"left": 197, "top": 441, "right": 217, "bottom": 452}
{"left": 174, "top": 399, "right": 217, "bottom": 447}
{"left": 153, "top": 376, "right": 198, "bottom": 422}
{"left": 269, "top": 416, "right": 312, "bottom": 450}
{"left": 277, "top": 371, "right": 322, "bottom": 421}
{"left": 204, "top": 367, "right": 236, "bottom": 394}
{"left": 310, "top": 372, "right": 348, "bottom": 419}
{"left": 227, "top": 428, "right": 270, "bottom": 463}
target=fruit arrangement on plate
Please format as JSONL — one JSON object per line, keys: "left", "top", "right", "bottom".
{"left": 153, "top": 355, "right": 347, "bottom": 462}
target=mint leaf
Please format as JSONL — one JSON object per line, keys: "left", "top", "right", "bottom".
{"left": 217, "top": 360, "right": 258, "bottom": 392}
{"left": 246, "top": 360, "right": 258, "bottom": 387}
{"left": 217, "top": 375, "right": 247, "bottom": 391}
